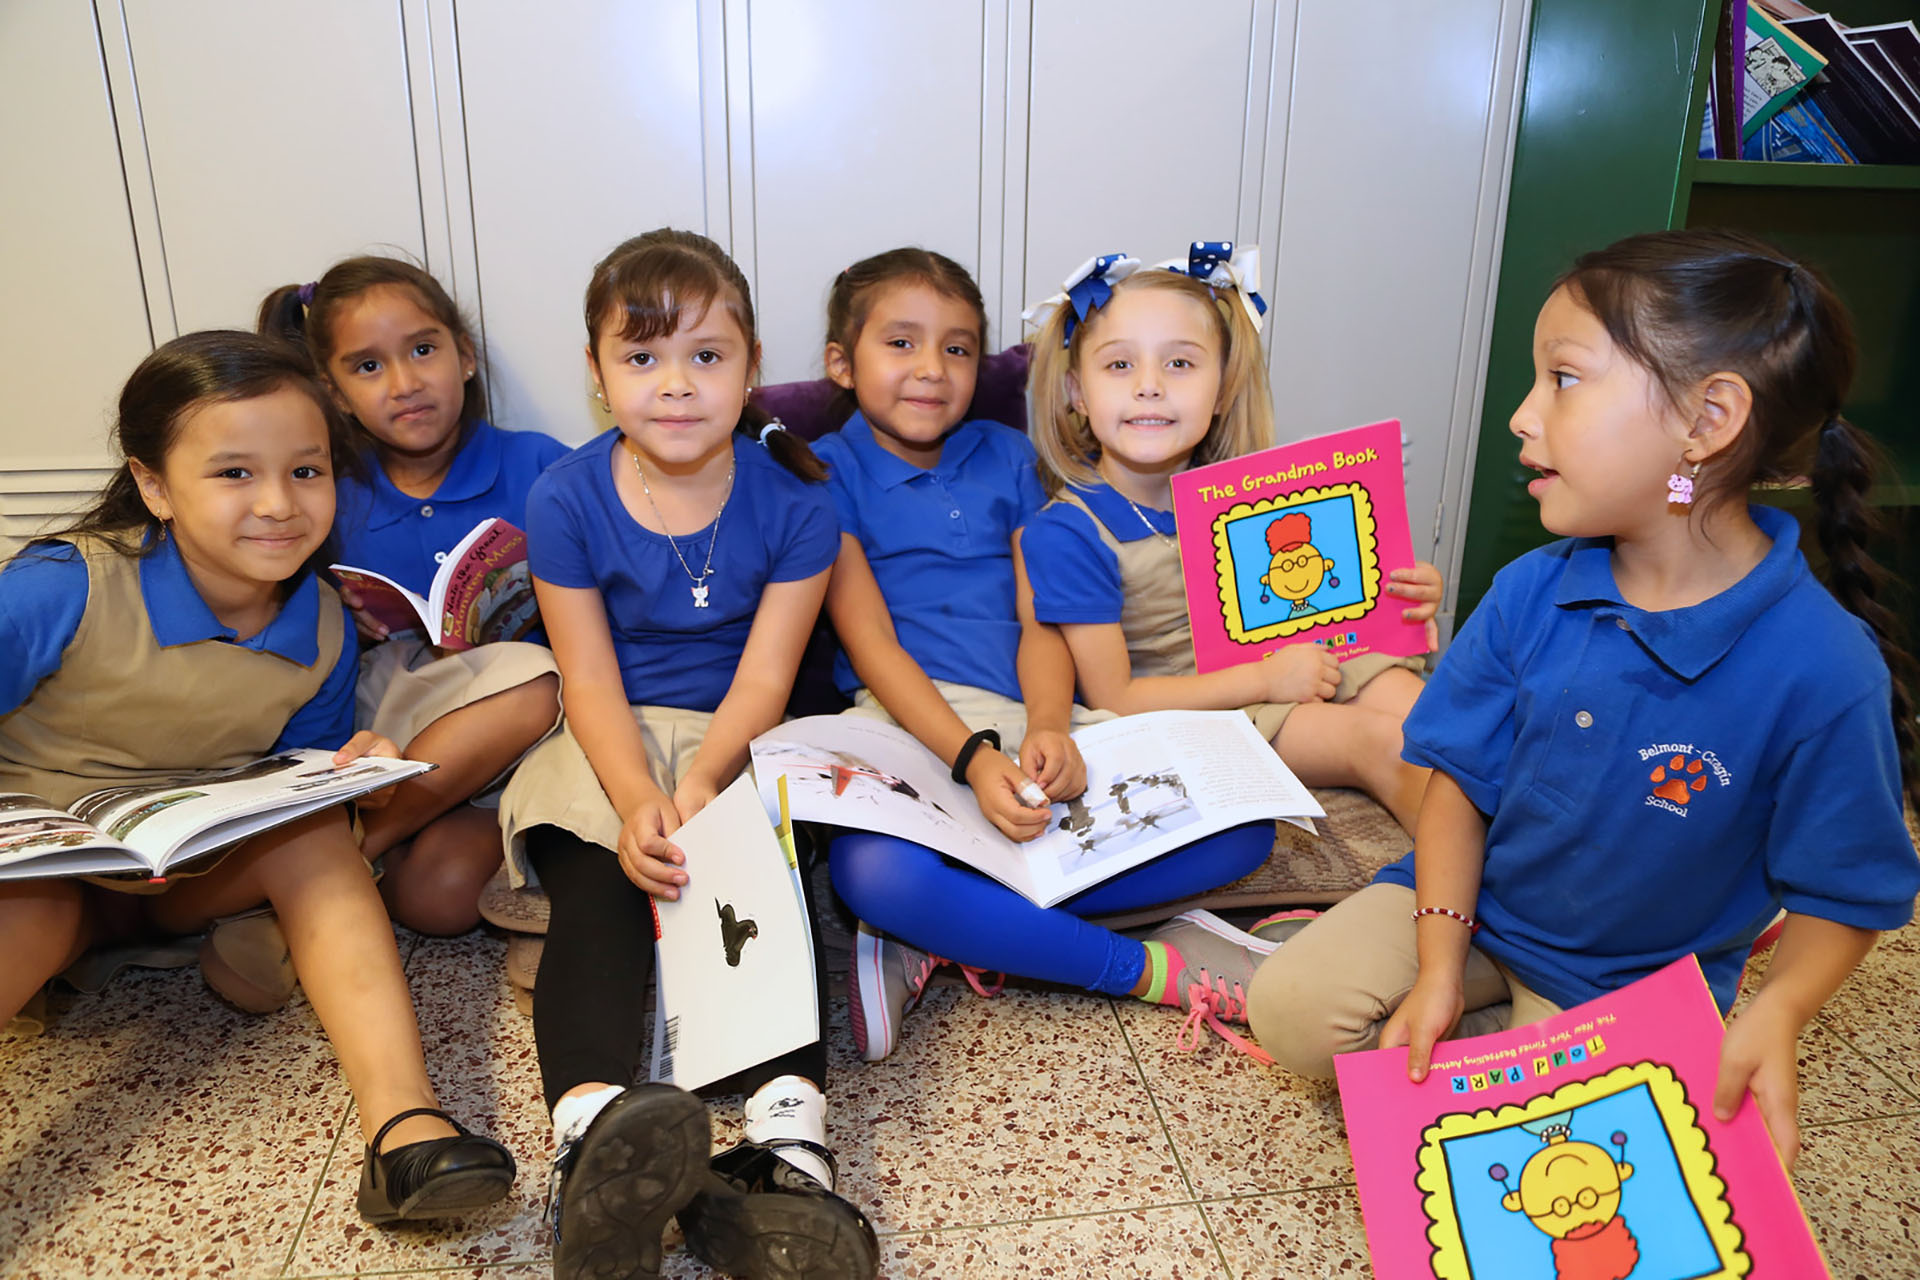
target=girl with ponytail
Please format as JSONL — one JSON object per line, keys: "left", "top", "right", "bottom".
{"left": 1248, "top": 230, "right": 1920, "bottom": 1179}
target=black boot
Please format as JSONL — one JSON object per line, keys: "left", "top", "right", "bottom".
{"left": 548, "top": 1084, "right": 711, "bottom": 1280}
{"left": 357, "top": 1107, "right": 516, "bottom": 1224}
{"left": 679, "top": 1138, "right": 879, "bottom": 1280}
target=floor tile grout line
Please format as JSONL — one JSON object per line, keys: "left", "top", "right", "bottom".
{"left": 277, "top": 1087, "right": 360, "bottom": 1277}
{"left": 862, "top": 1179, "right": 1366, "bottom": 1241}
{"left": 1812, "top": 1011, "right": 1920, "bottom": 1106}
{"left": 1801, "top": 1107, "right": 1920, "bottom": 1131}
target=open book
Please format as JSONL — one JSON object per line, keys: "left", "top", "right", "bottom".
{"left": 648, "top": 773, "right": 817, "bottom": 1091}
{"left": 0, "top": 749, "right": 434, "bottom": 882}
{"left": 1335, "top": 956, "right": 1829, "bottom": 1278}
{"left": 1170, "top": 419, "right": 1427, "bottom": 673}
{"left": 750, "top": 710, "right": 1322, "bottom": 908}
{"left": 330, "top": 517, "right": 538, "bottom": 650}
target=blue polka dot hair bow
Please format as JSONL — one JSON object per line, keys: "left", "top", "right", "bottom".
{"left": 1150, "top": 241, "right": 1268, "bottom": 332}
{"left": 1021, "top": 251, "right": 1142, "bottom": 346}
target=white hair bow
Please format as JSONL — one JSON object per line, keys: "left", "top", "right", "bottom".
{"left": 1020, "top": 252, "right": 1142, "bottom": 346}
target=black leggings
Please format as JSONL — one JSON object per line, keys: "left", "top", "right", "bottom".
{"left": 526, "top": 824, "right": 830, "bottom": 1112}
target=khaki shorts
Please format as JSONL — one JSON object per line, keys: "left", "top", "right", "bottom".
{"left": 845, "top": 680, "right": 1115, "bottom": 748}
{"left": 498, "top": 704, "right": 713, "bottom": 888}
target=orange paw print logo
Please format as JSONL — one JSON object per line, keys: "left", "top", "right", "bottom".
{"left": 1649, "top": 755, "right": 1708, "bottom": 806}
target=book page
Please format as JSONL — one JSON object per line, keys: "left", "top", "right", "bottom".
{"left": 0, "top": 794, "right": 142, "bottom": 878}
{"left": 648, "top": 774, "right": 817, "bottom": 1090}
{"left": 327, "top": 565, "right": 431, "bottom": 636}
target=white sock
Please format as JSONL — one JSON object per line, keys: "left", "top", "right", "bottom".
{"left": 744, "top": 1075, "right": 832, "bottom": 1189}
{"left": 551, "top": 1084, "right": 624, "bottom": 1151}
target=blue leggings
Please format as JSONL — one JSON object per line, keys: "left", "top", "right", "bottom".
{"left": 828, "top": 822, "right": 1273, "bottom": 996}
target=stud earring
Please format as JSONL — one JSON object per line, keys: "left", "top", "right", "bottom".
{"left": 1667, "top": 458, "right": 1700, "bottom": 506}
{"left": 593, "top": 388, "right": 611, "bottom": 411}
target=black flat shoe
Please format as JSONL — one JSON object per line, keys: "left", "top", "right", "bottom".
{"left": 679, "top": 1138, "right": 879, "bottom": 1280}
{"left": 357, "top": 1107, "right": 516, "bottom": 1225}
{"left": 550, "top": 1084, "right": 711, "bottom": 1280}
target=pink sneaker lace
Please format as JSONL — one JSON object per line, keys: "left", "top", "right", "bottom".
{"left": 925, "top": 955, "right": 1006, "bottom": 998}
{"left": 1172, "top": 973, "right": 1275, "bottom": 1065}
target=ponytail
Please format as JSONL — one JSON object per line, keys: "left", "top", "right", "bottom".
{"left": 257, "top": 283, "right": 316, "bottom": 352}
{"left": 1811, "top": 413, "right": 1918, "bottom": 803}
{"left": 737, "top": 405, "right": 826, "bottom": 483}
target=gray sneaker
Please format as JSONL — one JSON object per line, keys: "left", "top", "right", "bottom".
{"left": 848, "top": 923, "right": 943, "bottom": 1062}
{"left": 1139, "top": 910, "right": 1279, "bottom": 1060}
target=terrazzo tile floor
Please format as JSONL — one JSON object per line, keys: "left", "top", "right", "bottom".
{"left": 4, "top": 905, "right": 1919, "bottom": 1279}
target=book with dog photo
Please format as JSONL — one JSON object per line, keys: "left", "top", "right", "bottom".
{"left": 648, "top": 773, "right": 818, "bottom": 1092}
{"left": 0, "top": 749, "right": 434, "bottom": 883}
{"left": 750, "top": 710, "right": 1322, "bottom": 909}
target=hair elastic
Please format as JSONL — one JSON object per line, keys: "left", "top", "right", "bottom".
{"left": 759, "top": 418, "right": 788, "bottom": 446}
{"left": 296, "top": 281, "right": 317, "bottom": 306}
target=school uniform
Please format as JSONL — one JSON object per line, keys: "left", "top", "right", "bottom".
{"left": 1022, "top": 483, "right": 1420, "bottom": 739}
{"left": 496, "top": 428, "right": 837, "bottom": 1112}
{"left": 332, "top": 421, "right": 566, "bottom": 760}
{"left": 0, "top": 534, "right": 353, "bottom": 880}
{"left": 1248, "top": 506, "right": 1920, "bottom": 1076}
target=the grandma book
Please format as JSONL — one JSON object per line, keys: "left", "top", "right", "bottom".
{"left": 1169, "top": 419, "right": 1426, "bottom": 673}
{"left": 1333, "top": 956, "right": 1828, "bottom": 1279}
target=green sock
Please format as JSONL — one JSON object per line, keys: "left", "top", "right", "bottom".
{"left": 1138, "top": 940, "right": 1181, "bottom": 1005}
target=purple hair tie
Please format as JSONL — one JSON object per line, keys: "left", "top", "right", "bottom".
{"left": 296, "top": 281, "right": 317, "bottom": 306}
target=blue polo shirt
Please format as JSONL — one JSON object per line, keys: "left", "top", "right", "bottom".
{"left": 1022, "top": 482, "right": 1173, "bottom": 625}
{"left": 1380, "top": 505, "right": 1918, "bottom": 1012}
{"left": 0, "top": 538, "right": 359, "bottom": 751}
{"left": 815, "top": 414, "right": 1047, "bottom": 700}
{"left": 332, "top": 420, "right": 569, "bottom": 597}
{"left": 526, "top": 430, "right": 838, "bottom": 711}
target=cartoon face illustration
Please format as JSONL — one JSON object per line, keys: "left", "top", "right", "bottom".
{"left": 1489, "top": 1114, "right": 1639, "bottom": 1280}
{"left": 1258, "top": 511, "right": 1335, "bottom": 613}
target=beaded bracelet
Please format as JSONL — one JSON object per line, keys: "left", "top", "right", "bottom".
{"left": 1411, "top": 905, "right": 1480, "bottom": 933}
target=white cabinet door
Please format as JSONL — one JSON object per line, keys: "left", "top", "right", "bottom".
{"left": 1023, "top": 0, "right": 1261, "bottom": 309}
{"left": 1265, "top": 0, "right": 1520, "bottom": 564}
{"left": 0, "top": 1, "right": 153, "bottom": 543}
{"left": 744, "top": 0, "right": 988, "bottom": 384}
{"left": 120, "top": 0, "right": 424, "bottom": 334}
{"left": 456, "top": 0, "right": 710, "bottom": 442}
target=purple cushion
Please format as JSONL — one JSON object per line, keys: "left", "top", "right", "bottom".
{"left": 751, "top": 343, "right": 1032, "bottom": 440}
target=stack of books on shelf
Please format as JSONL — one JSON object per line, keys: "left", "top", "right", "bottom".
{"left": 1700, "top": 1, "right": 1920, "bottom": 164}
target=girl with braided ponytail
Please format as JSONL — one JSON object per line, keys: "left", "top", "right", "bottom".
{"left": 1248, "top": 230, "right": 1920, "bottom": 1175}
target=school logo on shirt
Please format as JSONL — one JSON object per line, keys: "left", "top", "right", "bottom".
{"left": 1637, "top": 743, "right": 1732, "bottom": 817}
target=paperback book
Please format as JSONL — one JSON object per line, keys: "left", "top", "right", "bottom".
{"left": 0, "top": 749, "right": 434, "bottom": 882}
{"left": 1334, "top": 956, "right": 1829, "bottom": 1279}
{"left": 648, "top": 773, "right": 817, "bottom": 1091}
{"left": 330, "top": 517, "right": 538, "bottom": 650}
{"left": 750, "top": 710, "right": 1321, "bottom": 908}
{"left": 1169, "top": 419, "right": 1426, "bottom": 674}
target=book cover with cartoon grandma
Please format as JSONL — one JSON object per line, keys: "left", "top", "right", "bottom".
{"left": 1334, "top": 956, "right": 1828, "bottom": 1279}
{"left": 1169, "top": 419, "right": 1427, "bottom": 673}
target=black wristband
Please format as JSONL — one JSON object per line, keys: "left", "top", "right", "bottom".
{"left": 950, "top": 728, "right": 1002, "bottom": 785}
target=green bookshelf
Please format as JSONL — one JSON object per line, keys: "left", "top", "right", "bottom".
{"left": 1456, "top": 0, "right": 1920, "bottom": 622}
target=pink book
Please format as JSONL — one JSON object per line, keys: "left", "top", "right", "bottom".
{"left": 330, "top": 517, "right": 538, "bottom": 652}
{"left": 1334, "top": 956, "right": 1830, "bottom": 1278}
{"left": 1169, "top": 420, "right": 1426, "bottom": 673}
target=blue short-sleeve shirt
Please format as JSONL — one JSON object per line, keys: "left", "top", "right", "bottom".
{"left": 332, "top": 420, "right": 569, "bottom": 597}
{"left": 1022, "top": 483, "right": 1171, "bottom": 625}
{"left": 815, "top": 413, "right": 1047, "bottom": 700}
{"left": 525, "top": 431, "right": 838, "bottom": 711}
{"left": 0, "top": 538, "right": 360, "bottom": 752}
{"left": 1379, "top": 505, "right": 1919, "bottom": 1012}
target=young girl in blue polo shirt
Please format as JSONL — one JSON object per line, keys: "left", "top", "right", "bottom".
{"left": 260, "top": 259, "right": 564, "bottom": 942}
{"left": 1248, "top": 229, "right": 1920, "bottom": 1170}
{"left": 817, "top": 247, "right": 1291, "bottom": 1064}
{"left": 497, "top": 229, "right": 876, "bottom": 1280}
{"left": 0, "top": 330, "right": 514, "bottom": 1226}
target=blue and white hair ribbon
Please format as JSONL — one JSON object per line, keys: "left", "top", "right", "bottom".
{"left": 1021, "top": 252, "right": 1141, "bottom": 346}
{"left": 1150, "top": 241, "right": 1268, "bottom": 332}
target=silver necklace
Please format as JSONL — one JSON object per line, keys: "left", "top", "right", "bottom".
{"left": 630, "top": 444, "right": 735, "bottom": 608}
{"left": 1118, "top": 490, "right": 1177, "bottom": 551}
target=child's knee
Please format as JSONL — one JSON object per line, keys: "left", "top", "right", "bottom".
{"left": 386, "top": 822, "right": 498, "bottom": 934}
{"left": 1247, "top": 949, "right": 1344, "bottom": 1080}
{"left": 503, "top": 673, "right": 562, "bottom": 737}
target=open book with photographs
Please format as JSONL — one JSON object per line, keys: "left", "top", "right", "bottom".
{"left": 0, "top": 749, "right": 433, "bottom": 882}
{"left": 750, "top": 710, "right": 1322, "bottom": 908}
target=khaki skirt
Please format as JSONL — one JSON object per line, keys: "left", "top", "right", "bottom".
{"left": 498, "top": 704, "right": 713, "bottom": 888}
{"left": 1246, "top": 651, "right": 1426, "bottom": 741}
{"left": 357, "top": 635, "right": 560, "bottom": 801}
